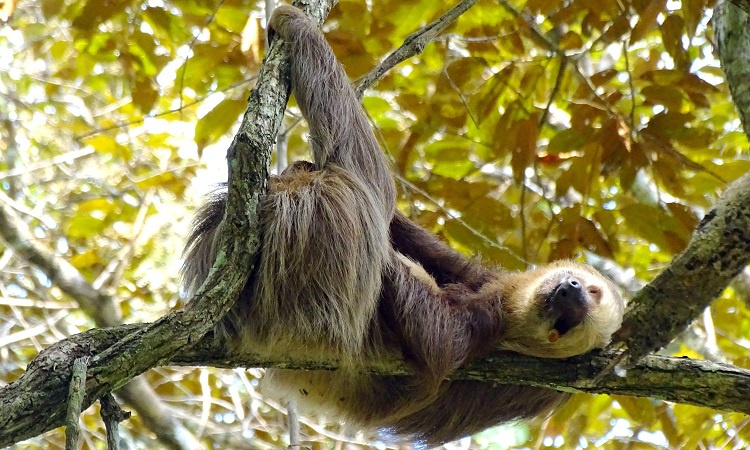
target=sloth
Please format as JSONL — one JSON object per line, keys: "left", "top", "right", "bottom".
{"left": 182, "top": 5, "right": 625, "bottom": 447}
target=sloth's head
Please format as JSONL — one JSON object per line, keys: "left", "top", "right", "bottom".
{"left": 499, "top": 261, "right": 626, "bottom": 358}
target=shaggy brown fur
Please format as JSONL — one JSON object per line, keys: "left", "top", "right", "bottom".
{"left": 182, "top": 5, "right": 625, "bottom": 447}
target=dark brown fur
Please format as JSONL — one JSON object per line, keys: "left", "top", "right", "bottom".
{"left": 182, "top": 5, "right": 625, "bottom": 446}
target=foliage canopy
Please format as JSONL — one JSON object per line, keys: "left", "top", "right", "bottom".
{"left": 1, "top": 0, "right": 750, "bottom": 448}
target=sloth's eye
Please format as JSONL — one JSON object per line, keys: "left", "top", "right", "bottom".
{"left": 588, "top": 286, "right": 602, "bottom": 303}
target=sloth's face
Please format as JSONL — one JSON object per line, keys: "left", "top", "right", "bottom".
{"left": 537, "top": 269, "right": 605, "bottom": 340}
{"left": 499, "top": 262, "right": 625, "bottom": 358}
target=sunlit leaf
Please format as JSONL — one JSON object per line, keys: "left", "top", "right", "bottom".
{"left": 661, "top": 14, "right": 689, "bottom": 70}
{"left": 547, "top": 127, "right": 595, "bottom": 154}
{"left": 71, "top": 0, "right": 130, "bottom": 31}
{"left": 133, "top": 75, "right": 159, "bottom": 112}
{"left": 631, "top": 0, "right": 667, "bottom": 42}
{"left": 70, "top": 250, "right": 100, "bottom": 269}
{"left": 556, "top": 30, "right": 581, "bottom": 50}
{"left": 614, "top": 395, "right": 657, "bottom": 425}
{"left": 66, "top": 215, "right": 106, "bottom": 239}
{"left": 195, "top": 98, "right": 247, "bottom": 152}
{"left": 40, "top": 0, "right": 63, "bottom": 20}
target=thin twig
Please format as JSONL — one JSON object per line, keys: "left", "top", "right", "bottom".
{"left": 100, "top": 394, "right": 131, "bottom": 450}
{"left": 538, "top": 57, "right": 568, "bottom": 129}
{"left": 285, "top": 400, "right": 303, "bottom": 449}
{"left": 276, "top": 129, "right": 289, "bottom": 174}
{"left": 354, "top": 0, "right": 479, "bottom": 98}
{"left": 265, "top": 0, "right": 275, "bottom": 48}
{"left": 65, "top": 357, "right": 90, "bottom": 450}
{"left": 442, "top": 66, "right": 479, "bottom": 127}
{"left": 74, "top": 77, "right": 256, "bottom": 140}
{"left": 394, "top": 174, "right": 528, "bottom": 266}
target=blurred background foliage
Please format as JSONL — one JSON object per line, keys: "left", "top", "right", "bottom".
{"left": 1, "top": 0, "right": 750, "bottom": 448}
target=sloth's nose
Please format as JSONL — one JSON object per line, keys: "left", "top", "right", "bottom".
{"left": 557, "top": 278, "right": 583, "bottom": 301}
{"left": 550, "top": 277, "right": 587, "bottom": 335}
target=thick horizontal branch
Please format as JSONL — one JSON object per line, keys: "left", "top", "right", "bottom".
{"left": 179, "top": 335, "right": 750, "bottom": 416}
{"left": 719, "top": 2, "right": 750, "bottom": 138}
{"left": 2, "top": 322, "right": 748, "bottom": 447}
{"left": 4, "top": 2, "right": 750, "bottom": 448}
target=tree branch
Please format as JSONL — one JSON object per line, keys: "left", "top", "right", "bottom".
{"left": 354, "top": 0, "right": 479, "bottom": 98}
{"left": 0, "top": 175, "right": 203, "bottom": 450}
{"left": 611, "top": 0, "right": 750, "bottom": 366}
{"left": 76, "top": 0, "right": 335, "bottom": 415}
{"left": 719, "top": 1, "right": 750, "bottom": 133}
{"left": 613, "top": 172, "right": 750, "bottom": 364}
{"left": 0, "top": 190, "right": 121, "bottom": 326}
{"left": 4, "top": 0, "right": 750, "bottom": 447}
{"left": 729, "top": 0, "right": 750, "bottom": 19}
{"left": 2, "top": 320, "right": 750, "bottom": 447}
{"left": 8, "top": 174, "right": 750, "bottom": 446}
{"left": 64, "top": 357, "right": 88, "bottom": 450}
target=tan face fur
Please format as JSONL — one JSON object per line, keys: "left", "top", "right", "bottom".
{"left": 499, "top": 261, "right": 625, "bottom": 358}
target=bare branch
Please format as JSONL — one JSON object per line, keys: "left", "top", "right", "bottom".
{"left": 286, "top": 401, "right": 302, "bottom": 449}
{"left": 64, "top": 357, "right": 88, "bottom": 450}
{"left": 354, "top": 0, "right": 479, "bottom": 98}
{"left": 5, "top": 1, "right": 750, "bottom": 448}
{"left": 100, "top": 394, "right": 130, "bottom": 450}
{"left": 0, "top": 190, "right": 121, "bottom": 326}
{"left": 0, "top": 189, "right": 202, "bottom": 449}
{"left": 718, "top": 1, "right": 750, "bottom": 133}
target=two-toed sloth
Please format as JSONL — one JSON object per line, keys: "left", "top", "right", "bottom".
{"left": 182, "top": 5, "right": 625, "bottom": 447}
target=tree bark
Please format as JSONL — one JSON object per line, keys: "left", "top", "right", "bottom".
{"left": 2, "top": 322, "right": 750, "bottom": 447}
{"left": 3, "top": 1, "right": 750, "bottom": 448}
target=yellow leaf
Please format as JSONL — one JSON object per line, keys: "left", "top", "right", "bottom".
{"left": 67, "top": 215, "right": 106, "bottom": 239}
{"left": 614, "top": 395, "right": 657, "bottom": 425}
{"left": 631, "top": 0, "right": 668, "bottom": 42}
{"left": 85, "top": 135, "right": 131, "bottom": 160}
{"left": 77, "top": 198, "right": 115, "bottom": 214}
{"left": 71, "top": 251, "right": 100, "bottom": 269}
{"left": 559, "top": 31, "right": 584, "bottom": 50}
{"left": 641, "top": 85, "right": 685, "bottom": 110}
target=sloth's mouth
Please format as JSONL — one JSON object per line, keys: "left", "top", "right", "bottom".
{"left": 543, "top": 278, "right": 588, "bottom": 342}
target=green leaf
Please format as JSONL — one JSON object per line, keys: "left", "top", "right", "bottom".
{"left": 194, "top": 98, "right": 247, "bottom": 152}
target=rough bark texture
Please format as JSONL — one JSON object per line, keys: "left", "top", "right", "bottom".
{"left": 614, "top": 172, "right": 750, "bottom": 363}
{"left": 2, "top": 323, "right": 750, "bottom": 447}
{"left": 610, "top": 1, "right": 750, "bottom": 366}
{"left": 719, "top": 2, "right": 750, "bottom": 135}
{"left": 730, "top": 0, "right": 750, "bottom": 21}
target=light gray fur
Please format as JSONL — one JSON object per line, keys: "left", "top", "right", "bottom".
{"left": 182, "top": 6, "right": 395, "bottom": 363}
